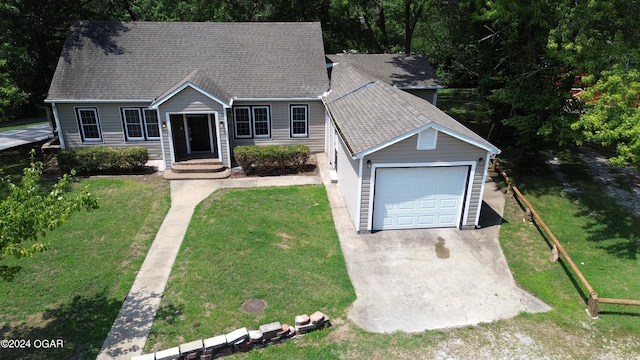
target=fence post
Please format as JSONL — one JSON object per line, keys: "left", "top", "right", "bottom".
{"left": 588, "top": 293, "right": 599, "bottom": 319}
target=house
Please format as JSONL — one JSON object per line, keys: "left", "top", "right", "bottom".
{"left": 46, "top": 21, "right": 500, "bottom": 232}
{"left": 45, "top": 21, "right": 329, "bottom": 173}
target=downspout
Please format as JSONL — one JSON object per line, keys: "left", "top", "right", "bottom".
{"left": 156, "top": 108, "right": 167, "bottom": 171}
{"left": 224, "top": 109, "right": 232, "bottom": 168}
{"left": 51, "top": 103, "right": 66, "bottom": 149}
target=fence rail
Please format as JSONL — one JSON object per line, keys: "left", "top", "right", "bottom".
{"left": 493, "top": 160, "right": 640, "bottom": 318}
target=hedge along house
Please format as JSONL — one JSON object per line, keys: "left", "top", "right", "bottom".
{"left": 45, "top": 21, "right": 329, "bottom": 174}
{"left": 323, "top": 62, "right": 501, "bottom": 232}
{"left": 46, "top": 21, "right": 501, "bottom": 231}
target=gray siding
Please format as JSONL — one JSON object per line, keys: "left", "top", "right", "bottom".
{"left": 360, "top": 132, "right": 485, "bottom": 231}
{"left": 229, "top": 100, "right": 325, "bottom": 158}
{"left": 157, "top": 87, "right": 229, "bottom": 168}
{"left": 336, "top": 135, "right": 361, "bottom": 229}
{"left": 56, "top": 102, "right": 163, "bottom": 159}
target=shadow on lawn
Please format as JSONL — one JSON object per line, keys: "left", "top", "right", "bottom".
{"left": 501, "top": 151, "right": 640, "bottom": 261}
{"left": 558, "top": 162, "right": 640, "bottom": 261}
{"left": 0, "top": 291, "right": 122, "bottom": 360}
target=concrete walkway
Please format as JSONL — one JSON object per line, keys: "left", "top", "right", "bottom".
{"left": 96, "top": 175, "right": 321, "bottom": 359}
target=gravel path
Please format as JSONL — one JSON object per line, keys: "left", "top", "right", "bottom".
{"left": 579, "top": 147, "right": 640, "bottom": 216}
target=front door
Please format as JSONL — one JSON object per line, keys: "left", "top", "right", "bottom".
{"left": 170, "top": 114, "right": 188, "bottom": 162}
{"left": 186, "top": 114, "right": 211, "bottom": 152}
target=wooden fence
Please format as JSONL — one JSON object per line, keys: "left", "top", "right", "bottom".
{"left": 493, "top": 160, "right": 640, "bottom": 318}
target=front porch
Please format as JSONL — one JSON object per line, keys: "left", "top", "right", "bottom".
{"left": 163, "top": 158, "right": 231, "bottom": 180}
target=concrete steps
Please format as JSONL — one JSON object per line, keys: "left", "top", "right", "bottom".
{"left": 163, "top": 158, "right": 231, "bottom": 180}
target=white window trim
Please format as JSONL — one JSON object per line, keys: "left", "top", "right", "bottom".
{"left": 233, "top": 105, "right": 271, "bottom": 139}
{"left": 76, "top": 107, "right": 102, "bottom": 142}
{"left": 252, "top": 106, "right": 271, "bottom": 138}
{"left": 234, "top": 106, "right": 252, "bottom": 138}
{"left": 143, "top": 109, "right": 161, "bottom": 140}
{"left": 290, "top": 104, "right": 309, "bottom": 138}
{"left": 122, "top": 107, "right": 145, "bottom": 141}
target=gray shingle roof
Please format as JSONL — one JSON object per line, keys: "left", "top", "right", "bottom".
{"left": 324, "top": 64, "right": 499, "bottom": 156}
{"left": 47, "top": 21, "right": 329, "bottom": 102}
{"left": 327, "top": 53, "right": 443, "bottom": 89}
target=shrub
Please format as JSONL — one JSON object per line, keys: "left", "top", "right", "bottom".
{"left": 58, "top": 146, "right": 149, "bottom": 175}
{"left": 234, "top": 145, "right": 310, "bottom": 176}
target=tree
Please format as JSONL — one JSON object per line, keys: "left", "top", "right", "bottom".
{"left": 573, "top": 63, "right": 640, "bottom": 169}
{"left": 0, "top": 59, "right": 28, "bottom": 122}
{"left": 0, "top": 0, "right": 129, "bottom": 118}
{"left": 0, "top": 153, "right": 98, "bottom": 281}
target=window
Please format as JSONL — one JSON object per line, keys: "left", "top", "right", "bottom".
{"left": 123, "top": 108, "right": 144, "bottom": 140}
{"left": 234, "top": 107, "right": 252, "bottom": 138}
{"left": 76, "top": 107, "right": 102, "bottom": 141}
{"left": 121, "top": 108, "right": 161, "bottom": 141}
{"left": 290, "top": 105, "right": 308, "bottom": 137}
{"left": 253, "top": 107, "right": 270, "bottom": 137}
{"left": 233, "top": 106, "right": 271, "bottom": 139}
{"left": 144, "top": 110, "right": 161, "bottom": 139}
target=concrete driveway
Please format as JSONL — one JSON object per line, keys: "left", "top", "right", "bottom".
{"left": 317, "top": 155, "right": 551, "bottom": 333}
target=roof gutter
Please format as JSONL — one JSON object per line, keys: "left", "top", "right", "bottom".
{"left": 231, "top": 96, "right": 323, "bottom": 102}
{"left": 44, "top": 99, "right": 154, "bottom": 104}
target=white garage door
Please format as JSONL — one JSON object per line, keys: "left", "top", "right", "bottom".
{"left": 372, "top": 166, "right": 468, "bottom": 230}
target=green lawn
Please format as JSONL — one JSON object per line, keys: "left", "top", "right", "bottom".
{"left": 0, "top": 176, "right": 170, "bottom": 359}
{"left": 496, "top": 149, "right": 640, "bottom": 334}
{"left": 437, "top": 88, "right": 494, "bottom": 139}
{"left": 145, "top": 186, "right": 356, "bottom": 356}
{"left": 0, "top": 120, "right": 48, "bottom": 132}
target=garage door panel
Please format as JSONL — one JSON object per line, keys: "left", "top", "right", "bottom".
{"left": 417, "top": 215, "right": 436, "bottom": 226}
{"left": 373, "top": 166, "right": 467, "bottom": 230}
{"left": 419, "top": 199, "right": 436, "bottom": 209}
{"left": 439, "top": 198, "right": 458, "bottom": 209}
{"left": 398, "top": 200, "right": 416, "bottom": 210}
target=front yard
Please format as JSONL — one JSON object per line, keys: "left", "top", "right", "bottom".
{"left": 145, "top": 186, "right": 357, "bottom": 357}
{"left": 0, "top": 173, "right": 170, "bottom": 359}
{"left": 2, "top": 142, "right": 640, "bottom": 359}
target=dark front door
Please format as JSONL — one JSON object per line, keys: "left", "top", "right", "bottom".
{"left": 170, "top": 114, "right": 188, "bottom": 162}
{"left": 186, "top": 115, "right": 211, "bottom": 152}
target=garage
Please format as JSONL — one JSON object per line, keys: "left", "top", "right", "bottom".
{"left": 372, "top": 166, "right": 469, "bottom": 230}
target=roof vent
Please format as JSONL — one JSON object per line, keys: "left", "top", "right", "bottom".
{"left": 417, "top": 128, "right": 437, "bottom": 150}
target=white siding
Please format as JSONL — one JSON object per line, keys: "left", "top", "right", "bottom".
{"left": 56, "top": 102, "right": 163, "bottom": 159}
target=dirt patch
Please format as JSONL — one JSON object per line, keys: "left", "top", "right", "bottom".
{"left": 241, "top": 299, "right": 267, "bottom": 313}
{"left": 274, "top": 232, "right": 294, "bottom": 250}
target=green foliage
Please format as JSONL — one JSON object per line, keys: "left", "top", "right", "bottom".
{"left": 573, "top": 64, "right": 640, "bottom": 168}
{"left": 58, "top": 146, "right": 149, "bottom": 175}
{"left": 234, "top": 145, "right": 310, "bottom": 176}
{"left": 0, "top": 151, "right": 98, "bottom": 281}
{"left": 0, "top": 59, "right": 28, "bottom": 121}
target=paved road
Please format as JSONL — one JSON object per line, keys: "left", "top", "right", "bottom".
{"left": 0, "top": 122, "right": 54, "bottom": 151}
